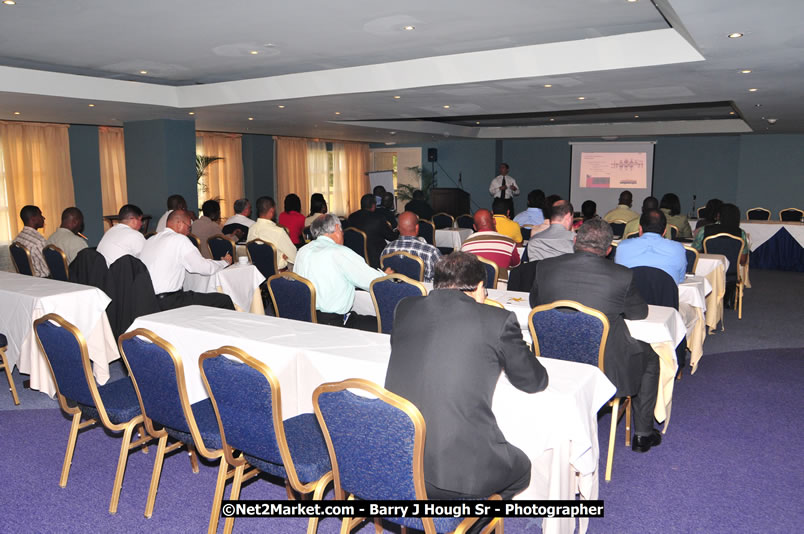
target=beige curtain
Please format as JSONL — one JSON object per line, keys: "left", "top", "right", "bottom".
{"left": 343, "top": 142, "right": 370, "bottom": 214}
{"left": 98, "top": 126, "right": 127, "bottom": 223}
{"left": 196, "top": 132, "right": 244, "bottom": 219}
{"left": 0, "top": 121, "right": 75, "bottom": 241}
{"left": 275, "top": 136, "right": 309, "bottom": 215}
{"left": 329, "top": 144, "right": 349, "bottom": 216}
{"left": 307, "top": 141, "right": 331, "bottom": 214}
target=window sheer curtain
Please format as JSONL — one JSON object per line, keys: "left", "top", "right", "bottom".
{"left": 275, "top": 136, "right": 310, "bottom": 215}
{"left": 343, "top": 142, "right": 370, "bottom": 214}
{"left": 0, "top": 121, "right": 75, "bottom": 242}
{"left": 196, "top": 132, "right": 244, "bottom": 218}
{"left": 98, "top": 126, "right": 127, "bottom": 223}
{"left": 307, "top": 141, "right": 330, "bottom": 215}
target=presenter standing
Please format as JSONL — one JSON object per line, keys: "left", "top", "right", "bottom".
{"left": 489, "top": 163, "right": 519, "bottom": 215}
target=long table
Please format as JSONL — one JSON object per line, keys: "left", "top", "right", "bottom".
{"left": 694, "top": 253, "right": 728, "bottom": 333}
{"left": 742, "top": 221, "right": 804, "bottom": 271}
{"left": 0, "top": 272, "right": 118, "bottom": 396}
{"left": 184, "top": 262, "right": 265, "bottom": 314}
{"left": 128, "top": 306, "right": 614, "bottom": 534}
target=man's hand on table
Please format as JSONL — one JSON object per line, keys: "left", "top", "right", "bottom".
{"left": 222, "top": 252, "right": 233, "bottom": 265}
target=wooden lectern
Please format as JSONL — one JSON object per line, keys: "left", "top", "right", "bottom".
{"left": 430, "top": 188, "right": 470, "bottom": 216}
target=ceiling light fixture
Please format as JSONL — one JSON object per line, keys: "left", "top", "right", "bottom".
{"left": 139, "top": 70, "right": 148, "bottom": 75}
{"left": 249, "top": 50, "right": 259, "bottom": 55}
{"left": 393, "top": 95, "right": 401, "bottom": 99}
{"left": 188, "top": 111, "right": 195, "bottom": 115}
{"left": 403, "top": 25, "right": 415, "bottom": 31}
{"left": 748, "top": 88, "right": 758, "bottom": 92}
{"left": 728, "top": 32, "right": 744, "bottom": 39}
{"left": 248, "top": 117, "right": 253, "bottom": 121}
{"left": 739, "top": 69, "right": 752, "bottom": 74}
{"left": 543, "top": 84, "right": 553, "bottom": 88}
{"left": 443, "top": 105, "right": 450, "bottom": 109}
{"left": 334, "top": 111, "right": 341, "bottom": 115}
{"left": 577, "top": 96, "right": 585, "bottom": 100}
{"left": 729, "top": 111, "right": 736, "bottom": 115}
{"left": 13, "top": 111, "right": 20, "bottom": 115}
{"left": 634, "top": 115, "right": 639, "bottom": 118}
{"left": 278, "top": 105, "right": 285, "bottom": 109}
{"left": 88, "top": 104, "right": 95, "bottom": 107}
{"left": 549, "top": 118, "right": 555, "bottom": 122}
{"left": 626, "top": 0, "right": 639, "bottom": 3}
{"left": 3, "top": 1, "right": 17, "bottom": 5}
{"left": 475, "top": 121, "right": 480, "bottom": 125}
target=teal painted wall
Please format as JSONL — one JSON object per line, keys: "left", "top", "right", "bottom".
{"left": 242, "top": 134, "right": 275, "bottom": 204}
{"left": 68, "top": 125, "right": 104, "bottom": 246}
{"left": 736, "top": 135, "right": 804, "bottom": 217}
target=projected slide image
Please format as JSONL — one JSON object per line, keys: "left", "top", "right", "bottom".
{"left": 579, "top": 152, "right": 648, "bottom": 189}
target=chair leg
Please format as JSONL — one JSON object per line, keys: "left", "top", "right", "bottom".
{"left": 109, "top": 420, "right": 138, "bottom": 514}
{"left": 285, "top": 479, "right": 296, "bottom": 500}
{"left": 223, "top": 464, "right": 246, "bottom": 534}
{"left": 737, "top": 283, "right": 743, "bottom": 320}
{"left": 145, "top": 434, "right": 168, "bottom": 518}
{"left": 306, "top": 472, "right": 333, "bottom": 534}
{"left": 138, "top": 424, "right": 149, "bottom": 454}
{"left": 373, "top": 518, "right": 383, "bottom": 533}
{"left": 624, "top": 398, "right": 632, "bottom": 447}
{"left": 208, "top": 459, "right": 229, "bottom": 534}
{"left": 60, "top": 412, "right": 83, "bottom": 487}
{"left": 0, "top": 350, "right": 19, "bottom": 405}
{"left": 188, "top": 445, "right": 200, "bottom": 474}
{"left": 605, "top": 398, "right": 619, "bottom": 482}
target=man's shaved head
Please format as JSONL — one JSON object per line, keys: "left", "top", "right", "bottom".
{"left": 166, "top": 209, "right": 192, "bottom": 235}
{"left": 397, "top": 211, "right": 419, "bottom": 236}
{"left": 473, "top": 209, "right": 495, "bottom": 231}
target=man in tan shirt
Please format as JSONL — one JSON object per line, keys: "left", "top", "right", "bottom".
{"left": 246, "top": 196, "right": 297, "bottom": 270}
{"left": 191, "top": 200, "right": 225, "bottom": 259}
{"left": 46, "top": 207, "right": 88, "bottom": 264}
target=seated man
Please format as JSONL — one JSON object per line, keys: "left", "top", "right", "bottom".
{"left": 385, "top": 252, "right": 548, "bottom": 501}
{"left": 404, "top": 189, "right": 434, "bottom": 221}
{"left": 460, "top": 209, "right": 520, "bottom": 270}
{"left": 530, "top": 219, "right": 662, "bottom": 452}
{"left": 13, "top": 205, "right": 49, "bottom": 277}
{"left": 347, "top": 194, "right": 397, "bottom": 268}
{"left": 491, "top": 197, "right": 523, "bottom": 244}
{"left": 376, "top": 192, "right": 398, "bottom": 230}
{"left": 615, "top": 208, "right": 687, "bottom": 283}
{"left": 46, "top": 207, "right": 88, "bottom": 263}
{"left": 246, "top": 196, "right": 297, "bottom": 270}
{"left": 526, "top": 199, "right": 575, "bottom": 261}
{"left": 294, "top": 214, "right": 390, "bottom": 331}
{"left": 603, "top": 190, "right": 640, "bottom": 223}
{"left": 192, "top": 199, "right": 225, "bottom": 259}
{"left": 97, "top": 204, "right": 146, "bottom": 267}
{"left": 155, "top": 194, "right": 187, "bottom": 232}
{"left": 623, "top": 196, "right": 659, "bottom": 237}
{"left": 381, "top": 212, "right": 442, "bottom": 282}
{"left": 513, "top": 189, "right": 546, "bottom": 227}
{"left": 139, "top": 210, "right": 234, "bottom": 311}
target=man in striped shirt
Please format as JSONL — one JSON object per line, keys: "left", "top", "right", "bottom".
{"left": 13, "top": 205, "right": 50, "bottom": 277}
{"left": 460, "top": 209, "right": 520, "bottom": 270}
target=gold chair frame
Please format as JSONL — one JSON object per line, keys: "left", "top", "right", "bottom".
{"left": 432, "top": 212, "right": 455, "bottom": 228}
{"left": 10, "top": 241, "right": 36, "bottom": 276}
{"left": 246, "top": 238, "right": 279, "bottom": 277}
{"left": 527, "top": 300, "right": 630, "bottom": 482}
{"left": 199, "top": 346, "right": 333, "bottom": 534}
{"left": 380, "top": 250, "right": 426, "bottom": 282}
{"left": 266, "top": 272, "right": 318, "bottom": 323}
{"left": 622, "top": 231, "right": 639, "bottom": 240}
{"left": 610, "top": 219, "right": 629, "bottom": 237}
{"left": 417, "top": 219, "right": 436, "bottom": 245}
{"left": 475, "top": 255, "right": 500, "bottom": 289}
{"left": 313, "top": 378, "right": 503, "bottom": 534}
{"left": 207, "top": 234, "right": 236, "bottom": 260}
{"left": 369, "top": 274, "right": 427, "bottom": 333}
{"left": 667, "top": 224, "right": 680, "bottom": 240}
{"left": 343, "top": 227, "right": 370, "bottom": 263}
{"left": 779, "top": 208, "right": 804, "bottom": 221}
{"left": 33, "top": 314, "right": 151, "bottom": 513}
{"left": 703, "top": 233, "right": 746, "bottom": 320}
{"left": 455, "top": 213, "right": 474, "bottom": 228}
{"left": 43, "top": 244, "right": 70, "bottom": 281}
{"left": 683, "top": 245, "right": 699, "bottom": 273}
{"left": 118, "top": 329, "right": 231, "bottom": 534}
{"left": 0, "top": 339, "right": 19, "bottom": 405}
{"left": 187, "top": 233, "right": 201, "bottom": 249}
{"left": 746, "top": 207, "right": 771, "bottom": 220}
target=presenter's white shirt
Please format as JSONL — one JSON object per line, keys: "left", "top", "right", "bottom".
{"left": 97, "top": 223, "right": 146, "bottom": 267}
{"left": 489, "top": 175, "right": 520, "bottom": 199}
{"left": 139, "top": 228, "right": 227, "bottom": 294}
{"left": 225, "top": 213, "right": 255, "bottom": 228}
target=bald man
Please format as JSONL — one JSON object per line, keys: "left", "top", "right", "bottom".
{"left": 460, "top": 209, "right": 520, "bottom": 270}
{"left": 46, "top": 207, "right": 88, "bottom": 263}
{"left": 139, "top": 210, "right": 234, "bottom": 311}
{"left": 381, "top": 211, "right": 443, "bottom": 282}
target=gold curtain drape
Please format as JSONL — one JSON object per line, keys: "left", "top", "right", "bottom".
{"left": 196, "top": 132, "right": 245, "bottom": 219}
{"left": 275, "top": 136, "right": 310, "bottom": 215}
{"left": 343, "top": 142, "right": 370, "bottom": 214}
{"left": 0, "top": 121, "right": 75, "bottom": 241}
{"left": 98, "top": 126, "right": 127, "bottom": 224}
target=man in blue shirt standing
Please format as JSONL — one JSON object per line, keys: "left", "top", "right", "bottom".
{"left": 615, "top": 208, "right": 687, "bottom": 283}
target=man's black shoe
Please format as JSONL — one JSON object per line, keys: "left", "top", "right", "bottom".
{"left": 632, "top": 429, "right": 662, "bottom": 453}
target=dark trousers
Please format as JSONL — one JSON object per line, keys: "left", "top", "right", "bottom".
{"left": 425, "top": 447, "right": 531, "bottom": 501}
{"left": 632, "top": 342, "right": 661, "bottom": 435}
{"left": 317, "top": 311, "right": 378, "bottom": 332}
{"left": 157, "top": 290, "right": 235, "bottom": 311}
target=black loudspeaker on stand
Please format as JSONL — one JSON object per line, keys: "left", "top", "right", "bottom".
{"left": 427, "top": 148, "right": 438, "bottom": 162}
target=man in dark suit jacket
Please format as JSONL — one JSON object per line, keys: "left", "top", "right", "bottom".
{"left": 347, "top": 194, "right": 397, "bottom": 268}
{"left": 529, "top": 218, "right": 662, "bottom": 452}
{"left": 385, "top": 252, "right": 548, "bottom": 500}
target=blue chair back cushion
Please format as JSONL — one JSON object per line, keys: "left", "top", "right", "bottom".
{"left": 208, "top": 237, "right": 233, "bottom": 260}
{"left": 432, "top": 214, "right": 452, "bottom": 230}
{"left": 10, "top": 244, "right": 33, "bottom": 275}
{"left": 704, "top": 236, "right": 742, "bottom": 277}
{"left": 382, "top": 255, "right": 422, "bottom": 281}
{"left": 456, "top": 216, "right": 474, "bottom": 229}
{"left": 530, "top": 309, "right": 603, "bottom": 366}
{"left": 685, "top": 248, "right": 697, "bottom": 274}
{"left": 417, "top": 223, "right": 434, "bottom": 245}
{"left": 43, "top": 247, "right": 68, "bottom": 281}
{"left": 270, "top": 277, "right": 313, "bottom": 322}
{"left": 631, "top": 266, "right": 679, "bottom": 309}
{"left": 0, "top": 333, "right": 7, "bottom": 347}
{"left": 247, "top": 241, "right": 277, "bottom": 279}
{"left": 610, "top": 222, "right": 626, "bottom": 238}
{"left": 343, "top": 230, "right": 367, "bottom": 259}
{"left": 483, "top": 262, "right": 496, "bottom": 288}
{"left": 372, "top": 279, "right": 422, "bottom": 334}
{"left": 747, "top": 209, "right": 770, "bottom": 220}
{"left": 35, "top": 320, "right": 95, "bottom": 406}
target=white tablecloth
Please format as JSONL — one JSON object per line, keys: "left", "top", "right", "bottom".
{"left": 0, "top": 272, "right": 118, "bottom": 396}
{"left": 742, "top": 221, "right": 804, "bottom": 251}
{"left": 127, "top": 306, "right": 613, "bottom": 534}
{"left": 679, "top": 275, "right": 711, "bottom": 312}
{"left": 184, "top": 263, "right": 265, "bottom": 313}
{"left": 695, "top": 254, "right": 728, "bottom": 333}
{"left": 434, "top": 228, "right": 472, "bottom": 249}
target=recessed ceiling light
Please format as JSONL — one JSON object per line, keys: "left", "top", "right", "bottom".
{"left": 393, "top": 95, "right": 401, "bottom": 99}
{"left": 389, "top": 131, "right": 397, "bottom": 135}
{"left": 403, "top": 25, "right": 415, "bottom": 31}
{"left": 577, "top": 96, "right": 585, "bottom": 100}
{"left": 334, "top": 111, "right": 341, "bottom": 115}
{"left": 3, "top": 1, "right": 17, "bottom": 5}
{"left": 634, "top": 115, "right": 639, "bottom": 118}
{"left": 754, "top": 103, "right": 762, "bottom": 107}
{"left": 549, "top": 118, "right": 555, "bottom": 122}
{"left": 475, "top": 121, "right": 480, "bottom": 125}
{"left": 13, "top": 111, "right": 20, "bottom": 115}
{"left": 249, "top": 50, "right": 259, "bottom": 55}
{"left": 248, "top": 117, "right": 254, "bottom": 121}
{"left": 139, "top": 70, "right": 148, "bottom": 75}
{"left": 728, "top": 32, "right": 744, "bottom": 39}
{"left": 626, "top": 0, "right": 639, "bottom": 3}
{"left": 278, "top": 105, "right": 285, "bottom": 109}
{"left": 188, "top": 111, "right": 195, "bottom": 115}
{"left": 729, "top": 111, "right": 736, "bottom": 115}
{"left": 443, "top": 105, "right": 450, "bottom": 109}
{"left": 739, "top": 69, "right": 752, "bottom": 74}
{"left": 88, "top": 104, "right": 95, "bottom": 107}
{"left": 543, "top": 84, "right": 553, "bottom": 88}
{"left": 748, "top": 88, "right": 758, "bottom": 92}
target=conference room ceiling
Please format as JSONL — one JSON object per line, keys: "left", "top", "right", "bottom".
{"left": 0, "top": 0, "right": 802, "bottom": 142}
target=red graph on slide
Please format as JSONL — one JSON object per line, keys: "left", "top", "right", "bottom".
{"left": 585, "top": 175, "right": 610, "bottom": 188}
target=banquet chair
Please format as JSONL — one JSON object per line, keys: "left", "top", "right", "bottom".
{"left": 188, "top": 233, "right": 202, "bottom": 249}
{"left": 779, "top": 208, "right": 804, "bottom": 222}
{"left": 746, "top": 207, "right": 771, "bottom": 220}
{"left": 144, "top": 231, "right": 157, "bottom": 239}
{"left": 456, "top": 214, "right": 474, "bottom": 229}
{"left": 9, "top": 241, "right": 35, "bottom": 276}
{"left": 246, "top": 239, "right": 279, "bottom": 280}
{"left": 667, "top": 224, "right": 679, "bottom": 240}
{"left": 370, "top": 274, "right": 427, "bottom": 334}
{"left": 199, "top": 347, "right": 333, "bottom": 534}
{"left": 703, "top": 233, "right": 746, "bottom": 320}
{"left": 380, "top": 251, "right": 425, "bottom": 281}
{"left": 34, "top": 314, "right": 151, "bottom": 513}
{"left": 476, "top": 255, "right": 499, "bottom": 289}
{"left": 520, "top": 224, "right": 533, "bottom": 241}
{"left": 267, "top": 272, "right": 318, "bottom": 323}
{"left": 0, "top": 333, "right": 20, "bottom": 405}
{"left": 697, "top": 206, "right": 707, "bottom": 219}
{"left": 207, "top": 234, "right": 236, "bottom": 261}
{"left": 683, "top": 245, "right": 699, "bottom": 274}
{"left": 313, "top": 378, "right": 503, "bottom": 534}
{"left": 140, "top": 214, "right": 153, "bottom": 234}
{"left": 610, "top": 220, "right": 628, "bottom": 239}
{"left": 43, "top": 244, "right": 70, "bottom": 281}
{"left": 417, "top": 219, "right": 436, "bottom": 245}
{"left": 623, "top": 231, "right": 639, "bottom": 240}
{"left": 221, "top": 222, "right": 249, "bottom": 242}
{"left": 343, "top": 227, "right": 370, "bottom": 263}
{"left": 528, "top": 300, "right": 629, "bottom": 482}
{"left": 118, "top": 329, "right": 229, "bottom": 534}
{"left": 432, "top": 212, "right": 454, "bottom": 229}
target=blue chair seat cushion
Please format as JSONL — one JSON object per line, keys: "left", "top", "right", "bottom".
{"left": 244, "top": 413, "right": 331, "bottom": 484}
{"left": 79, "top": 377, "right": 142, "bottom": 424}
{"left": 163, "top": 399, "right": 222, "bottom": 450}
{"left": 389, "top": 512, "right": 464, "bottom": 532}
{"left": 0, "top": 333, "right": 7, "bottom": 347}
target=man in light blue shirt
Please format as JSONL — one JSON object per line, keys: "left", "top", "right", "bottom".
{"left": 294, "top": 213, "right": 390, "bottom": 330}
{"left": 615, "top": 209, "right": 687, "bottom": 284}
{"left": 513, "top": 189, "right": 545, "bottom": 227}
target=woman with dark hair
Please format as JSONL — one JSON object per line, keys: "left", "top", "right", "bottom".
{"left": 305, "top": 193, "right": 328, "bottom": 227}
{"left": 573, "top": 200, "right": 598, "bottom": 229}
{"left": 692, "top": 203, "right": 749, "bottom": 260}
{"left": 660, "top": 193, "right": 692, "bottom": 239}
{"left": 278, "top": 193, "right": 305, "bottom": 245}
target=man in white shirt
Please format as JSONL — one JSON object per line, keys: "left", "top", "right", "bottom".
{"left": 155, "top": 194, "right": 187, "bottom": 232}
{"left": 139, "top": 210, "right": 234, "bottom": 310}
{"left": 97, "top": 204, "right": 147, "bottom": 267}
{"left": 222, "top": 198, "right": 254, "bottom": 242}
{"left": 489, "top": 163, "right": 519, "bottom": 217}
{"left": 46, "top": 207, "right": 88, "bottom": 264}
{"left": 246, "top": 196, "right": 297, "bottom": 270}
